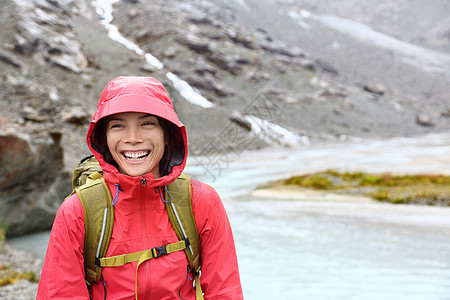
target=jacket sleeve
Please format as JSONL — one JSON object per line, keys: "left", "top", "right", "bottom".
{"left": 36, "top": 193, "right": 89, "bottom": 299}
{"left": 191, "top": 180, "right": 244, "bottom": 300}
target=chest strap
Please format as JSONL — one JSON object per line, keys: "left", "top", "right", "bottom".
{"left": 98, "top": 239, "right": 188, "bottom": 300}
{"left": 98, "top": 239, "right": 187, "bottom": 267}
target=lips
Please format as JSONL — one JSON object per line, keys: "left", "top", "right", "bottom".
{"left": 122, "top": 150, "right": 150, "bottom": 161}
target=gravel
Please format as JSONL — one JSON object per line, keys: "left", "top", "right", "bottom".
{"left": 0, "top": 245, "right": 41, "bottom": 300}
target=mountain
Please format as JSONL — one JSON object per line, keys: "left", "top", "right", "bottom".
{"left": 0, "top": 0, "right": 449, "bottom": 236}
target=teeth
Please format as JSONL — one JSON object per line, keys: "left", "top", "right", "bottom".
{"left": 123, "top": 151, "right": 149, "bottom": 160}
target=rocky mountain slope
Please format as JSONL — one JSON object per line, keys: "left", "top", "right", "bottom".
{"left": 1, "top": 0, "right": 449, "bottom": 236}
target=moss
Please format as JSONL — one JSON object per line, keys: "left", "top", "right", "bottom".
{"left": 280, "top": 170, "right": 450, "bottom": 206}
{"left": 0, "top": 265, "right": 39, "bottom": 286}
{"left": 0, "top": 221, "right": 7, "bottom": 249}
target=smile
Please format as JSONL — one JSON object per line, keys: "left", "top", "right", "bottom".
{"left": 122, "top": 150, "right": 150, "bottom": 161}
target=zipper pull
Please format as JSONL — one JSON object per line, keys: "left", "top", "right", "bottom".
{"left": 141, "top": 177, "right": 147, "bottom": 186}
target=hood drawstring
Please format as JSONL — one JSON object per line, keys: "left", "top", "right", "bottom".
{"left": 112, "top": 184, "right": 122, "bottom": 205}
{"left": 157, "top": 186, "right": 172, "bottom": 203}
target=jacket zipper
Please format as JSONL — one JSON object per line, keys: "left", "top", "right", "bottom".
{"left": 139, "top": 177, "right": 151, "bottom": 299}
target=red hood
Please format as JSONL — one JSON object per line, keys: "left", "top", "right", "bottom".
{"left": 86, "top": 76, "right": 188, "bottom": 188}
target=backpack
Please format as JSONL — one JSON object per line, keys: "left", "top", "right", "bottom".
{"left": 69, "top": 156, "right": 203, "bottom": 300}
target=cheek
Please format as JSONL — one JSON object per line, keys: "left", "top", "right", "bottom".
{"left": 154, "top": 128, "right": 166, "bottom": 148}
{"left": 106, "top": 131, "right": 118, "bottom": 153}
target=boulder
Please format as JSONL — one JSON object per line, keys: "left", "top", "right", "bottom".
{"left": 13, "top": 0, "right": 91, "bottom": 74}
{"left": 0, "top": 123, "right": 71, "bottom": 237}
{"left": 185, "top": 73, "right": 235, "bottom": 97}
{"left": 415, "top": 113, "right": 435, "bottom": 127}
{"left": 363, "top": 83, "right": 386, "bottom": 95}
{"left": 229, "top": 112, "right": 252, "bottom": 132}
{"left": 0, "top": 52, "right": 22, "bottom": 69}
{"left": 61, "top": 106, "right": 91, "bottom": 126}
{"left": 225, "top": 28, "right": 258, "bottom": 50}
{"left": 176, "top": 34, "right": 212, "bottom": 54}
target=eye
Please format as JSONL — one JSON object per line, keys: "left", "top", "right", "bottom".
{"left": 109, "top": 122, "right": 123, "bottom": 129}
{"left": 142, "top": 117, "right": 159, "bottom": 127}
{"left": 142, "top": 121, "right": 156, "bottom": 126}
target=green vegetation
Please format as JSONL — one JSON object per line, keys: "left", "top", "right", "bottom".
{"left": 0, "top": 221, "right": 6, "bottom": 249}
{"left": 0, "top": 265, "right": 38, "bottom": 286}
{"left": 280, "top": 170, "right": 450, "bottom": 206}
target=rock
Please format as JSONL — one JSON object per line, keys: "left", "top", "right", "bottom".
{"left": 0, "top": 53, "right": 22, "bottom": 69}
{"left": 194, "top": 60, "right": 217, "bottom": 75}
{"left": 12, "top": 34, "right": 40, "bottom": 56}
{"left": 363, "top": 83, "right": 386, "bottom": 95}
{"left": 176, "top": 34, "right": 212, "bottom": 54}
{"left": 415, "top": 113, "right": 435, "bottom": 127}
{"left": 0, "top": 124, "right": 71, "bottom": 237}
{"left": 187, "top": 15, "right": 217, "bottom": 27}
{"left": 62, "top": 106, "right": 91, "bottom": 125}
{"left": 21, "top": 106, "right": 46, "bottom": 123}
{"left": 207, "top": 52, "right": 253, "bottom": 75}
{"left": 314, "top": 58, "right": 339, "bottom": 75}
{"left": 286, "top": 96, "right": 300, "bottom": 104}
{"left": 140, "top": 62, "right": 156, "bottom": 73}
{"left": 13, "top": 0, "right": 91, "bottom": 73}
{"left": 247, "top": 70, "right": 270, "bottom": 82}
{"left": 185, "top": 73, "right": 235, "bottom": 97}
{"left": 225, "top": 28, "right": 258, "bottom": 50}
{"left": 317, "top": 87, "right": 347, "bottom": 99}
{"left": 162, "top": 46, "right": 178, "bottom": 58}
{"left": 43, "top": 36, "right": 89, "bottom": 74}
{"left": 259, "top": 39, "right": 305, "bottom": 57}
{"left": 297, "top": 58, "right": 315, "bottom": 71}
{"left": 229, "top": 112, "right": 252, "bottom": 131}
{"left": 134, "top": 28, "right": 168, "bottom": 45}
{"left": 441, "top": 108, "right": 450, "bottom": 118}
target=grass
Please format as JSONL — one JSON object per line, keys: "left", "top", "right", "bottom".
{"left": 0, "top": 265, "right": 38, "bottom": 286}
{"left": 280, "top": 170, "right": 450, "bottom": 206}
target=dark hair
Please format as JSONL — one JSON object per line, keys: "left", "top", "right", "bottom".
{"left": 91, "top": 117, "right": 116, "bottom": 168}
{"left": 91, "top": 115, "right": 183, "bottom": 177}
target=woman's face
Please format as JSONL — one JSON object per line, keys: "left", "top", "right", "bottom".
{"left": 106, "top": 112, "right": 166, "bottom": 178}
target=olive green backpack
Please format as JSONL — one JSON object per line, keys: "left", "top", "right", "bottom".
{"left": 69, "top": 156, "right": 203, "bottom": 300}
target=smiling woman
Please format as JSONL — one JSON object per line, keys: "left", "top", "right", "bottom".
{"left": 106, "top": 113, "right": 166, "bottom": 177}
{"left": 36, "top": 76, "right": 243, "bottom": 300}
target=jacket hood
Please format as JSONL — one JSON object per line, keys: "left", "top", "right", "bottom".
{"left": 86, "top": 76, "right": 188, "bottom": 187}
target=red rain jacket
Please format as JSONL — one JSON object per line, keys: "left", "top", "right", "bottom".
{"left": 37, "top": 77, "right": 243, "bottom": 299}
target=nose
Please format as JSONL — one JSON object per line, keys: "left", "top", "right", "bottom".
{"left": 124, "top": 127, "right": 143, "bottom": 145}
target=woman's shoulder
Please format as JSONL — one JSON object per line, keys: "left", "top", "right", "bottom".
{"left": 189, "top": 178, "right": 222, "bottom": 202}
{"left": 57, "top": 192, "right": 85, "bottom": 221}
{"left": 189, "top": 178, "right": 224, "bottom": 210}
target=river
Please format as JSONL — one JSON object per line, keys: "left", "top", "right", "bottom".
{"left": 192, "top": 133, "right": 450, "bottom": 300}
{"left": 7, "top": 133, "right": 450, "bottom": 299}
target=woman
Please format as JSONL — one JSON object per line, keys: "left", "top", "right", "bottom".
{"left": 37, "top": 76, "right": 243, "bottom": 299}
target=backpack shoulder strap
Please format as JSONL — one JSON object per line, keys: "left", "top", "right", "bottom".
{"left": 75, "top": 172, "right": 114, "bottom": 288}
{"left": 165, "top": 174, "right": 203, "bottom": 298}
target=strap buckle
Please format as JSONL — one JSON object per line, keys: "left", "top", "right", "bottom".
{"left": 152, "top": 245, "right": 168, "bottom": 258}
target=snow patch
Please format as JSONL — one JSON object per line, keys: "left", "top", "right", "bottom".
{"left": 311, "top": 14, "right": 450, "bottom": 74}
{"left": 244, "top": 115, "right": 310, "bottom": 146}
{"left": 166, "top": 72, "right": 214, "bottom": 109}
{"left": 92, "top": 0, "right": 163, "bottom": 70}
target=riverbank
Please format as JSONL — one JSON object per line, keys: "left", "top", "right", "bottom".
{"left": 0, "top": 244, "right": 41, "bottom": 299}
{"left": 251, "top": 185, "right": 375, "bottom": 202}
{"left": 256, "top": 170, "right": 450, "bottom": 206}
